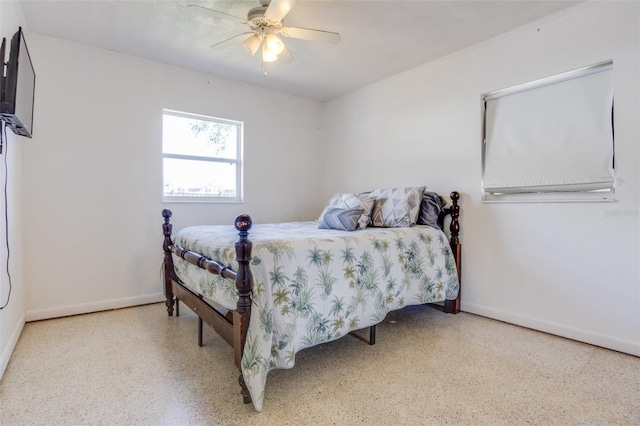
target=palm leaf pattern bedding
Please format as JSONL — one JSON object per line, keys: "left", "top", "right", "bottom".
{"left": 172, "top": 221, "right": 459, "bottom": 411}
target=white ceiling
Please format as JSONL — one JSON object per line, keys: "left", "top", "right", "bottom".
{"left": 18, "top": 0, "right": 582, "bottom": 102}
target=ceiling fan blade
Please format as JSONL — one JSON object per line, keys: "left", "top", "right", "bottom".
{"left": 281, "top": 26, "right": 341, "bottom": 44}
{"left": 264, "top": 0, "right": 297, "bottom": 23}
{"left": 188, "top": 4, "right": 247, "bottom": 24}
{"left": 211, "top": 32, "right": 255, "bottom": 49}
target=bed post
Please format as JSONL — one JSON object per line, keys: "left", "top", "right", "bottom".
{"left": 232, "top": 214, "right": 254, "bottom": 404}
{"left": 444, "top": 192, "right": 461, "bottom": 314}
{"left": 162, "top": 209, "right": 176, "bottom": 317}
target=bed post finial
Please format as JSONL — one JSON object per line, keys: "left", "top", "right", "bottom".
{"left": 233, "top": 213, "right": 254, "bottom": 404}
{"left": 162, "top": 209, "right": 176, "bottom": 316}
{"left": 162, "top": 209, "right": 173, "bottom": 243}
{"left": 235, "top": 214, "right": 252, "bottom": 238}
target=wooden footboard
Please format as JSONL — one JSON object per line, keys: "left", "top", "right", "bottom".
{"left": 162, "top": 210, "right": 254, "bottom": 403}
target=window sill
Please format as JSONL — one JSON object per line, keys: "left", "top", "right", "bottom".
{"left": 482, "top": 191, "right": 617, "bottom": 203}
{"left": 162, "top": 196, "right": 244, "bottom": 204}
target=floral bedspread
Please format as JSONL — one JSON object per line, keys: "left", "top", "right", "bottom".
{"left": 172, "top": 221, "right": 459, "bottom": 411}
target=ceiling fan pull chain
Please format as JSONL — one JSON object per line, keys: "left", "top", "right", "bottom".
{"left": 261, "top": 30, "right": 268, "bottom": 76}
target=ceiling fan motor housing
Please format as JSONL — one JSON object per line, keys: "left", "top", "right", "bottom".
{"left": 248, "top": 6, "right": 282, "bottom": 31}
{"left": 248, "top": 6, "right": 267, "bottom": 20}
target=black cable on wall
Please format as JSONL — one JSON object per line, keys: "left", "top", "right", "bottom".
{"left": 0, "top": 121, "right": 12, "bottom": 310}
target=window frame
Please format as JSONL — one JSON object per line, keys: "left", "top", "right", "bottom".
{"left": 161, "top": 109, "right": 244, "bottom": 203}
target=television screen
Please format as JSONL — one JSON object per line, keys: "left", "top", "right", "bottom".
{"left": 1, "top": 27, "right": 35, "bottom": 138}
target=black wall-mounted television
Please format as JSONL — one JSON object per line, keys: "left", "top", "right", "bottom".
{"left": 1, "top": 27, "right": 36, "bottom": 138}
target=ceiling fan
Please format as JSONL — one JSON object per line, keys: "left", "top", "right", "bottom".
{"left": 189, "top": 0, "right": 340, "bottom": 70}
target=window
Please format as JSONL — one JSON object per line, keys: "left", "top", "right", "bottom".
{"left": 482, "top": 61, "right": 614, "bottom": 202}
{"left": 162, "top": 109, "right": 243, "bottom": 202}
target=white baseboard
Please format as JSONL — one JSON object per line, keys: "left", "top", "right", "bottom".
{"left": 1, "top": 312, "right": 25, "bottom": 380}
{"left": 25, "top": 293, "right": 166, "bottom": 322}
{"left": 462, "top": 302, "right": 640, "bottom": 357}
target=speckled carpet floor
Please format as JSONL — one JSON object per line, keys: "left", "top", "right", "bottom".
{"left": 1, "top": 303, "right": 638, "bottom": 425}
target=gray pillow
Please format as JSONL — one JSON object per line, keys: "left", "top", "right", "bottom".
{"left": 318, "top": 207, "right": 364, "bottom": 231}
{"left": 417, "top": 191, "right": 445, "bottom": 229}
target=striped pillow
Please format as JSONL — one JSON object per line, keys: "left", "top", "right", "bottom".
{"left": 318, "top": 207, "right": 364, "bottom": 231}
{"left": 370, "top": 186, "right": 425, "bottom": 228}
{"left": 318, "top": 193, "right": 375, "bottom": 229}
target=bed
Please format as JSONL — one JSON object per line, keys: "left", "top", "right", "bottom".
{"left": 161, "top": 189, "right": 462, "bottom": 411}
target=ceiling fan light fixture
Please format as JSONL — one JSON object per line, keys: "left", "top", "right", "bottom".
{"left": 262, "top": 48, "right": 279, "bottom": 63}
{"left": 243, "top": 34, "right": 261, "bottom": 56}
{"left": 265, "top": 33, "right": 285, "bottom": 55}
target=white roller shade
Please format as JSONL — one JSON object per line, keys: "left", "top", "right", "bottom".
{"left": 482, "top": 62, "right": 614, "bottom": 195}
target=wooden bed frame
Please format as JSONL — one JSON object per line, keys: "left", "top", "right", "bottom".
{"left": 161, "top": 191, "right": 462, "bottom": 405}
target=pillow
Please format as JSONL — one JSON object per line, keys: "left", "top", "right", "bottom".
{"left": 417, "top": 191, "right": 445, "bottom": 229}
{"left": 318, "top": 207, "right": 364, "bottom": 231}
{"left": 318, "top": 193, "right": 375, "bottom": 230}
{"left": 370, "top": 186, "right": 425, "bottom": 228}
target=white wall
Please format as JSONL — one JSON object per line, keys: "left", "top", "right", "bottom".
{"left": 0, "top": 1, "right": 26, "bottom": 377}
{"left": 322, "top": 2, "right": 640, "bottom": 356}
{"left": 21, "top": 34, "right": 323, "bottom": 321}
